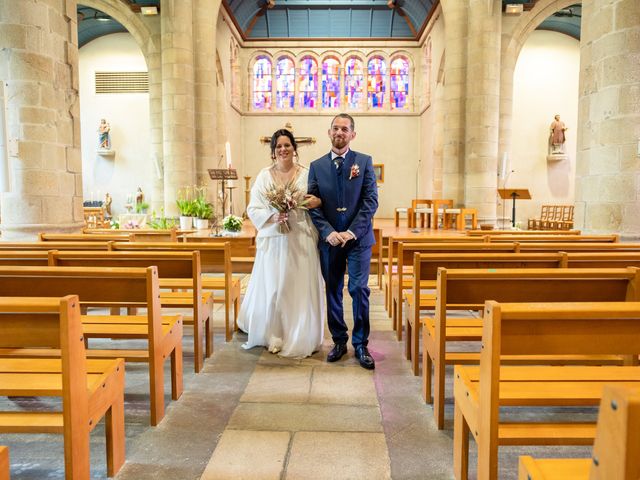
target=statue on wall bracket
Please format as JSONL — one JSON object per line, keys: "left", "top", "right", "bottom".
{"left": 547, "top": 114, "right": 568, "bottom": 161}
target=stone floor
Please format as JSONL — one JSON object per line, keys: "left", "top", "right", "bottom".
{"left": 0, "top": 277, "right": 593, "bottom": 479}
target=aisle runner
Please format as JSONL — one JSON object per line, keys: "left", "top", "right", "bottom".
{"left": 200, "top": 343, "right": 392, "bottom": 479}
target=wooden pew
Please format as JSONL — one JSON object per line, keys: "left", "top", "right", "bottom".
{"left": 420, "top": 266, "right": 640, "bottom": 429}
{"left": 467, "top": 229, "right": 581, "bottom": 236}
{"left": 519, "top": 242, "right": 640, "bottom": 252}
{"left": 39, "top": 233, "right": 132, "bottom": 242}
{"left": 82, "top": 228, "right": 182, "bottom": 242}
{"left": 518, "top": 384, "right": 640, "bottom": 480}
{"left": 0, "top": 296, "right": 126, "bottom": 479}
{"left": 0, "top": 242, "right": 111, "bottom": 251}
{"left": 0, "top": 251, "right": 49, "bottom": 266}
{"left": 47, "top": 250, "right": 212, "bottom": 373}
{"left": 563, "top": 252, "right": 640, "bottom": 268}
{"left": 0, "top": 446, "right": 8, "bottom": 480}
{"left": 108, "top": 242, "right": 241, "bottom": 342}
{"left": 387, "top": 241, "right": 521, "bottom": 338}
{"left": 453, "top": 301, "right": 640, "bottom": 480}
{"left": 489, "top": 234, "right": 619, "bottom": 243}
{"left": 0, "top": 266, "right": 182, "bottom": 426}
{"left": 402, "top": 252, "right": 564, "bottom": 372}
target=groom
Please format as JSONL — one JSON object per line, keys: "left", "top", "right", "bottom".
{"left": 308, "top": 114, "right": 379, "bottom": 370}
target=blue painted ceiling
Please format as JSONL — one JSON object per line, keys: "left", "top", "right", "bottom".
{"left": 77, "top": 1, "right": 582, "bottom": 46}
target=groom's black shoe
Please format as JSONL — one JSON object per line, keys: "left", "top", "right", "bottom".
{"left": 327, "top": 343, "right": 347, "bottom": 362}
{"left": 355, "top": 345, "right": 375, "bottom": 370}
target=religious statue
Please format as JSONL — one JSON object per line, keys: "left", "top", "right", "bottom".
{"left": 104, "top": 192, "right": 112, "bottom": 218}
{"left": 98, "top": 118, "right": 111, "bottom": 149}
{"left": 549, "top": 114, "right": 568, "bottom": 155}
{"left": 135, "top": 187, "right": 144, "bottom": 206}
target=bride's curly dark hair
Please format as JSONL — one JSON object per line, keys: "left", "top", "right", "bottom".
{"left": 270, "top": 129, "right": 298, "bottom": 160}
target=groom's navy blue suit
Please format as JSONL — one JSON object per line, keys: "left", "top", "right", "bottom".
{"left": 308, "top": 150, "right": 378, "bottom": 347}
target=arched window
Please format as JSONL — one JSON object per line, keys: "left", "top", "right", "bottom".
{"left": 275, "top": 56, "right": 295, "bottom": 109}
{"left": 344, "top": 57, "right": 364, "bottom": 109}
{"left": 298, "top": 56, "right": 318, "bottom": 109}
{"left": 367, "top": 57, "right": 386, "bottom": 109}
{"left": 321, "top": 57, "right": 340, "bottom": 109}
{"left": 252, "top": 57, "right": 272, "bottom": 110}
{"left": 390, "top": 57, "right": 409, "bottom": 110}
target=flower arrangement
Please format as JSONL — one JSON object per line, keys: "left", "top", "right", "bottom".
{"left": 222, "top": 214, "right": 243, "bottom": 232}
{"left": 349, "top": 163, "right": 360, "bottom": 180}
{"left": 263, "top": 180, "right": 310, "bottom": 234}
{"left": 147, "top": 207, "right": 178, "bottom": 230}
{"left": 193, "top": 194, "right": 214, "bottom": 220}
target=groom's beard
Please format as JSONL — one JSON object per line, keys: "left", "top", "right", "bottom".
{"left": 331, "top": 136, "right": 348, "bottom": 150}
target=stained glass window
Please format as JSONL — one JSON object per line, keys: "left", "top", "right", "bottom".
{"left": 390, "top": 57, "right": 409, "bottom": 110}
{"left": 275, "top": 56, "right": 295, "bottom": 109}
{"left": 367, "top": 57, "right": 386, "bottom": 109}
{"left": 344, "top": 57, "right": 364, "bottom": 109}
{"left": 252, "top": 57, "right": 272, "bottom": 110}
{"left": 322, "top": 57, "right": 340, "bottom": 109}
{"left": 298, "top": 56, "right": 318, "bottom": 109}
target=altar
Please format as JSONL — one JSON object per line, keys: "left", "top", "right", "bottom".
{"left": 117, "top": 213, "right": 149, "bottom": 228}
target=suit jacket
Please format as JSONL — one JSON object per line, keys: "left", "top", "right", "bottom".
{"left": 308, "top": 150, "right": 378, "bottom": 248}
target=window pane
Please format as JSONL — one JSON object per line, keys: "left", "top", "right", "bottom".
{"left": 298, "top": 56, "right": 318, "bottom": 109}
{"left": 276, "top": 57, "right": 295, "bottom": 109}
{"left": 322, "top": 58, "right": 340, "bottom": 109}
{"left": 253, "top": 57, "right": 272, "bottom": 110}
{"left": 390, "top": 57, "right": 409, "bottom": 110}
{"left": 367, "top": 57, "right": 386, "bottom": 109}
{"left": 344, "top": 58, "right": 364, "bottom": 109}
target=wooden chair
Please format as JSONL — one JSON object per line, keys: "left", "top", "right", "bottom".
{"left": 527, "top": 204, "right": 550, "bottom": 230}
{"left": 453, "top": 301, "right": 640, "bottom": 480}
{"left": 0, "top": 266, "right": 183, "bottom": 426}
{"left": 412, "top": 199, "right": 433, "bottom": 229}
{"left": 518, "top": 384, "right": 640, "bottom": 480}
{"left": 83, "top": 206, "right": 105, "bottom": 228}
{"left": 394, "top": 207, "right": 411, "bottom": 227}
{"left": 0, "top": 296, "right": 126, "bottom": 479}
{"left": 0, "top": 446, "right": 9, "bottom": 480}
{"left": 421, "top": 266, "right": 640, "bottom": 430}
{"left": 444, "top": 208, "right": 478, "bottom": 230}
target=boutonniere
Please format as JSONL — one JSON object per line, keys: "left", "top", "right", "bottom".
{"left": 349, "top": 163, "right": 360, "bottom": 180}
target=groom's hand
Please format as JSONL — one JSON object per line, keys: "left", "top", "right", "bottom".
{"left": 326, "top": 231, "right": 347, "bottom": 247}
{"left": 339, "top": 231, "right": 355, "bottom": 243}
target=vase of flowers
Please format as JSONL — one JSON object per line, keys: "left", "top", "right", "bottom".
{"left": 263, "top": 180, "right": 310, "bottom": 234}
{"left": 222, "top": 214, "right": 243, "bottom": 235}
{"left": 193, "top": 193, "right": 214, "bottom": 230}
{"left": 176, "top": 187, "right": 196, "bottom": 230}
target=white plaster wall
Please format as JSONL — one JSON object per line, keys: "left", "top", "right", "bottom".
{"left": 79, "top": 33, "right": 151, "bottom": 217}
{"left": 508, "top": 30, "right": 579, "bottom": 225}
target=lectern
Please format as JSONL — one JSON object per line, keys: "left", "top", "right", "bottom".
{"left": 208, "top": 168, "right": 238, "bottom": 216}
{"left": 497, "top": 188, "right": 531, "bottom": 227}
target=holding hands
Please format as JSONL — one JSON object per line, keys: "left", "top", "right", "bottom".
{"left": 326, "top": 230, "right": 354, "bottom": 247}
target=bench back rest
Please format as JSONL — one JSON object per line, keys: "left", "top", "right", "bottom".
{"left": 130, "top": 230, "right": 178, "bottom": 242}
{"left": 39, "top": 233, "right": 132, "bottom": 242}
{"left": 413, "top": 252, "right": 564, "bottom": 282}
{"left": 0, "top": 296, "right": 90, "bottom": 478}
{"left": 489, "top": 234, "right": 619, "bottom": 243}
{"left": 437, "top": 267, "right": 640, "bottom": 312}
{"left": 0, "top": 242, "right": 111, "bottom": 251}
{"left": 563, "top": 252, "right": 640, "bottom": 269}
{"left": 590, "top": 385, "right": 640, "bottom": 480}
{"left": 0, "top": 251, "right": 49, "bottom": 266}
{"left": 397, "top": 242, "right": 522, "bottom": 272}
{"left": 519, "top": 243, "right": 640, "bottom": 252}
{"left": 466, "top": 229, "right": 581, "bottom": 236}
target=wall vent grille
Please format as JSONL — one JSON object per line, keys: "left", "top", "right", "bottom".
{"left": 95, "top": 71, "right": 149, "bottom": 94}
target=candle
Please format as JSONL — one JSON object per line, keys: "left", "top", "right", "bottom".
{"left": 225, "top": 141, "right": 232, "bottom": 168}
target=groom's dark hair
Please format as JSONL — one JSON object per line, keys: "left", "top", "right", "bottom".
{"left": 270, "top": 128, "right": 298, "bottom": 159}
{"left": 331, "top": 113, "right": 355, "bottom": 131}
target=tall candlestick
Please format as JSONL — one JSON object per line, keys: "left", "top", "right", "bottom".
{"left": 225, "top": 141, "right": 232, "bottom": 167}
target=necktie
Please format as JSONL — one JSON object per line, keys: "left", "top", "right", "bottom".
{"left": 334, "top": 156, "right": 344, "bottom": 171}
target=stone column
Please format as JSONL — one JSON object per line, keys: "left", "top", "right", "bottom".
{"left": 464, "top": 0, "right": 502, "bottom": 224}
{"left": 0, "top": 0, "right": 83, "bottom": 239}
{"left": 440, "top": 0, "right": 468, "bottom": 203}
{"left": 576, "top": 0, "right": 640, "bottom": 235}
{"left": 148, "top": 32, "right": 164, "bottom": 214}
{"left": 193, "top": 0, "right": 220, "bottom": 189}
{"left": 161, "top": 0, "right": 196, "bottom": 216}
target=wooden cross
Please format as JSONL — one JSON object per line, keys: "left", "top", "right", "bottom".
{"left": 260, "top": 122, "right": 316, "bottom": 146}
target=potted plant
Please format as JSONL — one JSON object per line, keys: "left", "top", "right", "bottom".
{"left": 193, "top": 196, "right": 214, "bottom": 229}
{"left": 222, "top": 214, "right": 243, "bottom": 235}
{"left": 135, "top": 201, "right": 149, "bottom": 214}
{"left": 176, "top": 186, "right": 196, "bottom": 230}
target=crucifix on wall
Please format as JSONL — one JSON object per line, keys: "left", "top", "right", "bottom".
{"left": 259, "top": 122, "right": 316, "bottom": 146}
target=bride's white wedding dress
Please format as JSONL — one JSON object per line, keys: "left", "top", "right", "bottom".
{"left": 237, "top": 166, "right": 325, "bottom": 358}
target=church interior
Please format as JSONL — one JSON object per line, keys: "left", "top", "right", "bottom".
{"left": 1, "top": 0, "right": 640, "bottom": 478}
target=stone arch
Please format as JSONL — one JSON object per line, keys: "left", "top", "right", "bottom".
{"left": 499, "top": 0, "right": 581, "bottom": 168}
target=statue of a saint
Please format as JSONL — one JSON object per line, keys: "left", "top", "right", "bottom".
{"left": 98, "top": 118, "right": 111, "bottom": 149}
{"left": 104, "top": 192, "right": 112, "bottom": 218}
{"left": 135, "top": 187, "right": 144, "bottom": 206}
{"left": 549, "top": 114, "right": 568, "bottom": 154}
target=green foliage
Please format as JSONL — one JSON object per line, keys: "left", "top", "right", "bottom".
{"left": 147, "top": 208, "right": 178, "bottom": 230}
{"left": 222, "top": 214, "right": 243, "bottom": 232}
{"left": 135, "top": 201, "right": 149, "bottom": 214}
{"left": 193, "top": 196, "right": 214, "bottom": 220}
{"left": 176, "top": 198, "right": 195, "bottom": 216}
{"left": 110, "top": 219, "right": 120, "bottom": 229}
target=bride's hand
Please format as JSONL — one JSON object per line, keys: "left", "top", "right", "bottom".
{"left": 304, "top": 194, "right": 322, "bottom": 209}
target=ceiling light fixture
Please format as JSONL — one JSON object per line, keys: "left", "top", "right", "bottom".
{"left": 140, "top": 6, "right": 158, "bottom": 16}
{"left": 504, "top": 4, "right": 524, "bottom": 15}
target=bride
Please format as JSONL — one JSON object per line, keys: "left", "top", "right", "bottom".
{"left": 237, "top": 128, "right": 325, "bottom": 358}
